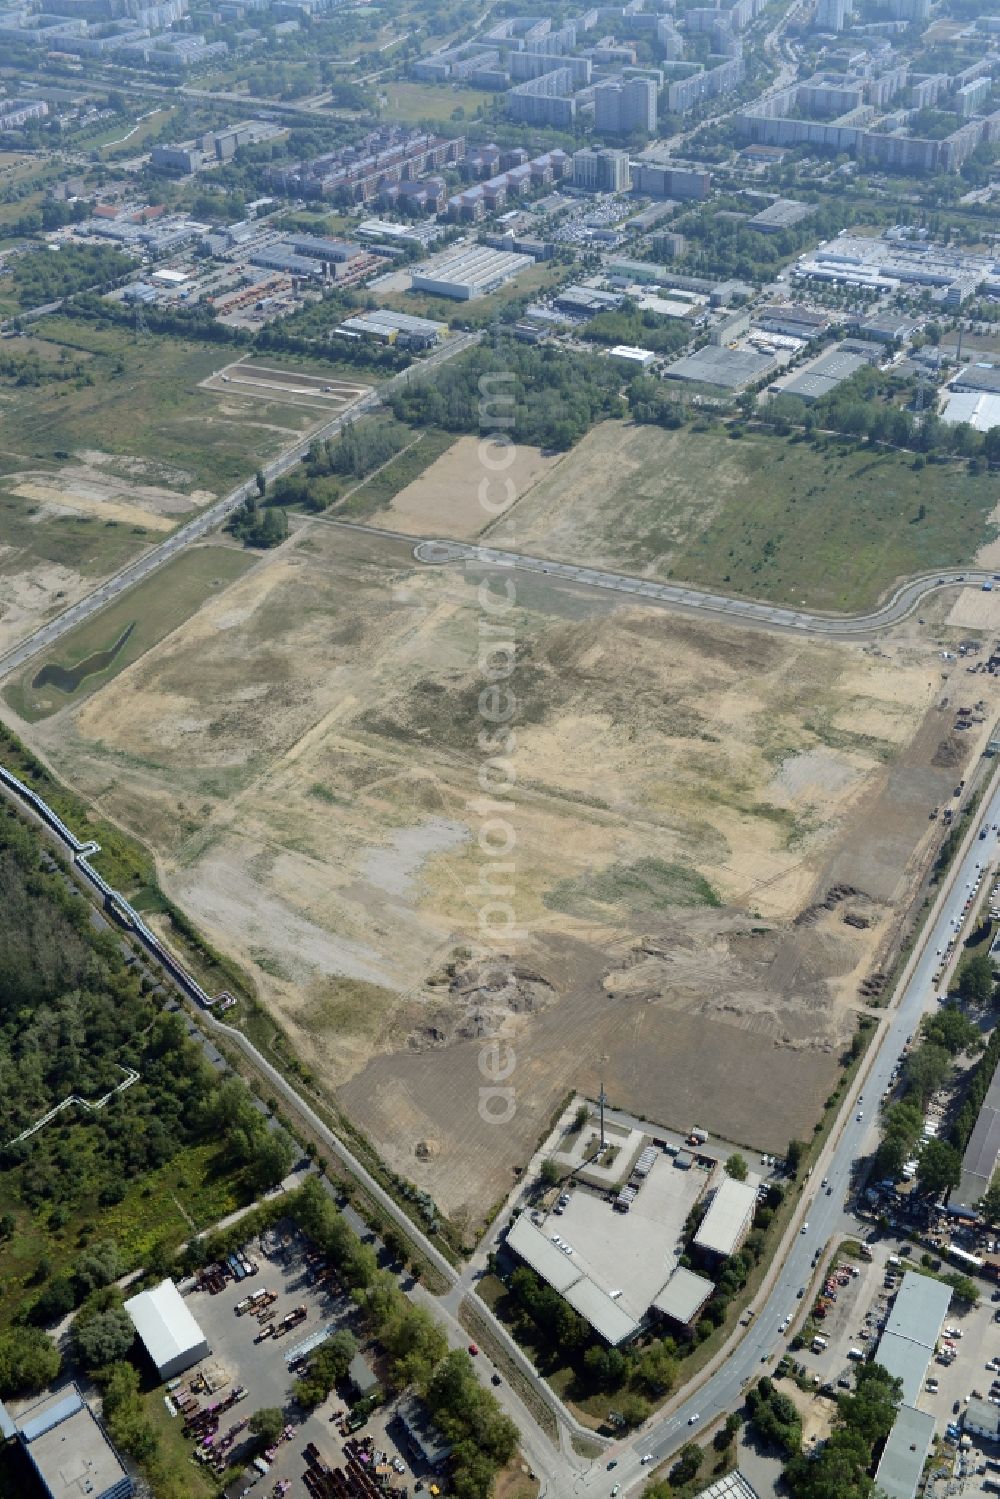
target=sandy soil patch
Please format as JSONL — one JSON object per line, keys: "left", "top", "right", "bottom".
{"left": 0, "top": 560, "right": 88, "bottom": 656}
{"left": 10, "top": 463, "right": 209, "bottom": 532}
{"left": 946, "top": 585, "right": 1000, "bottom": 631}
{"left": 27, "top": 525, "right": 993, "bottom": 1228}
{"left": 368, "top": 436, "right": 561, "bottom": 540}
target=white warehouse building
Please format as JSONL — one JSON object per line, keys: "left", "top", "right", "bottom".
{"left": 124, "top": 1279, "right": 210, "bottom": 1381}
{"left": 410, "top": 246, "right": 533, "bottom": 301}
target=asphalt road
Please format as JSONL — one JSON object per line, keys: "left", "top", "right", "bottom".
{"left": 415, "top": 540, "right": 998, "bottom": 639}
{"left": 568, "top": 769, "right": 1000, "bottom": 1498}
{"left": 0, "top": 333, "right": 480, "bottom": 685}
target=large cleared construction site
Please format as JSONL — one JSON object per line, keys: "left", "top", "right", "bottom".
{"left": 10, "top": 485, "right": 999, "bottom": 1238}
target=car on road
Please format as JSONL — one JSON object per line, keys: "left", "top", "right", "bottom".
{"left": 801, "top": 1222, "right": 809, "bottom": 1234}
{"left": 468, "top": 1343, "right": 479, "bottom": 1356}
{"left": 797, "top": 1287, "right": 806, "bottom": 1298}
{"left": 688, "top": 1414, "right": 700, "bottom": 1425}
{"left": 857, "top": 1111, "right": 864, "bottom": 1121}
{"left": 641, "top": 1454, "right": 654, "bottom": 1465}
{"left": 607, "top": 1461, "right": 618, "bottom": 1471}
{"left": 611, "top": 1486, "right": 620, "bottom": 1496}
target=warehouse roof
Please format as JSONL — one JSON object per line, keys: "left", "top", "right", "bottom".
{"left": 412, "top": 244, "right": 531, "bottom": 292}
{"left": 941, "top": 390, "right": 1000, "bottom": 434}
{"left": 951, "top": 1059, "right": 1000, "bottom": 1216}
{"left": 874, "top": 1402, "right": 935, "bottom": 1499}
{"left": 664, "top": 345, "right": 775, "bottom": 391}
{"left": 782, "top": 346, "right": 868, "bottom": 400}
{"left": 693, "top": 1177, "right": 758, "bottom": 1257}
{"left": 952, "top": 363, "right": 1000, "bottom": 394}
{"left": 884, "top": 1270, "right": 952, "bottom": 1348}
{"left": 873, "top": 1270, "right": 951, "bottom": 1404}
{"left": 872, "top": 1331, "right": 930, "bottom": 1406}
{"left": 748, "top": 198, "right": 813, "bottom": 232}
{"left": 651, "top": 1266, "right": 714, "bottom": 1325}
{"left": 506, "top": 1215, "right": 640, "bottom": 1345}
{"left": 563, "top": 1278, "right": 642, "bottom": 1345}
{"left": 124, "top": 1279, "right": 208, "bottom": 1376}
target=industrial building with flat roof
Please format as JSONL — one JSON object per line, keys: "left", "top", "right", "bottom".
{"left": 952, "top": 363, "right": 1000, "bottom": 395}
{"left": 336, "top": 309, "right": 446, "bottom": 344}
{"left": 410, "top": 245, "right": 532, "bottom": 300}
{"left": 692, "top": 1176, "right": 758, "bottom": 1258}
{"left": 2, "top": 1384, "right": 132, "bottom": 1499}
{"left": 664, "top": 345, "right": 776, "bottom": 392}
{"left": 124, "top": 1277, "right": 210, "bottom": 1381}
{"left": 870, "top": 1271, "right": 951, "bottom": 1499}
{"left": 506, "top": 1151, "right": 717, "bottom": 1343}
{"left": 949, "top": 1056, "right": 1000, "bottom": 1217}
{"left": 874, "top": 1269, "right": 951, "bottom": 1404}
{"left": 747, "top": 198, "right": 814, "bottom": 233}
{"left": 506, "top": 1215, "right": 640, "bottom": 1344}
{"left": 874, "top": 1401, "right": 936, "bottom": 1499}
{"left": 651, "top": 1266, "right": 715, "bottom": 1326}
{"left": 782, "top": 345, "right": 868, "bottom": 402}
{"left": 942, "top": 390, "right": 1000, "bottom": 434}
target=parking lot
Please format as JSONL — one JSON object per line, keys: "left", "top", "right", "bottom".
{"left": 172, "top": 1225, "right": 425, "bottom": 1499}
{"left": 786, "top": 1237, "right": 1000, "bottom": 1493}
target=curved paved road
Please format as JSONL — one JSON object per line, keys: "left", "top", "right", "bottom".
{"left": 415, "top": 539, "right": 997, "bottom": 638}
{"left": 0, "top": 335, "right": 480, "bottom": 686}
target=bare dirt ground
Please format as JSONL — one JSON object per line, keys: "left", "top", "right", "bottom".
{"left": 0, "top": 558, "right": 89, "bottom": 657}
{"left": 18, "top": 525, "right": 998, "bottom": 1232}
{"left": 368, "top": 437, "right": 561, "bottom": 540}
{"left": 946, "top": 585, "right": 1000, "bottom": 631}
{"left": 9, "top": 461, "right": 209, "bottom": 532}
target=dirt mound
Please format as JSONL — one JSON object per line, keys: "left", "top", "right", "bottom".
{"left": 409, "top": 952, "right": 558, "bottom": 1050}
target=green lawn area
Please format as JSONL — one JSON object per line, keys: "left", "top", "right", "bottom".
{"left": 378, "top": 80, "right": 493, "bottom": 124}
{"left": 497, "top": 421, "right": 999, "bottom": 612}
{"left": 5, "top": 542, "right": 256, "bottom": 721}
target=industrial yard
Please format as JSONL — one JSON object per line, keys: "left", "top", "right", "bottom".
{"left": 11, "top": 516, "right": 992, "bottom": 1232}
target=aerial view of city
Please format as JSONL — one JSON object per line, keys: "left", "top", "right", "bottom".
{"left": 0, "top": 0, "right": 999, "bottom": 1494}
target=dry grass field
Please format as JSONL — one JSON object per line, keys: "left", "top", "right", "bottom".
{"left": 367, "top": 435, "right": 561, "bottom": 539}
{"left": 13, "top": 517, "right": 990, "bottom": 1234}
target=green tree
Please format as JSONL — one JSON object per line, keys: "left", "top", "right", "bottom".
{"left": 72, "top": 1308, "right": 135, "bottom": 1371}
{"left": 726, "top": 1152, "right": 748, "bottom": 1181}
{"left": 245, "top": 1126, "right": 296, "bottom": 1192}
{"left": 786, "top": 1139, "right": 806, "bottom": 1175}
{"left": 922, "top": 1005, "right": 980, "bottom": 1055}
{"left": 917, "top": 1138, "right": 962, "bottom": 1196}
{"left": 959, "top": 952, "right": 995, "bottom": 1005}
{"left": 539, "top": 1159, "right": 561, "bottom": 1187}
{"left": 73, "top": 1239, "right": 124, "bottom": 1296}
{"left": 249, "top": 1406, "right": 284, "bottom": 1446}
{"left": 0, "top": 1327, "right": 61, "bottom": 1397}
{"left": 669, "top": 1442, "right": 703, "bottom": 1486}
